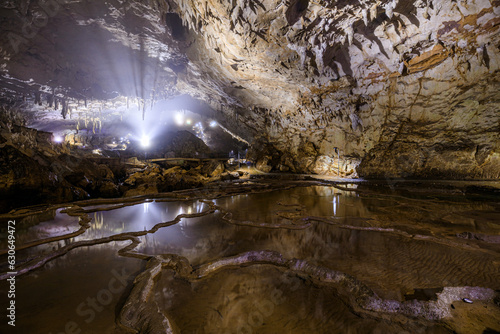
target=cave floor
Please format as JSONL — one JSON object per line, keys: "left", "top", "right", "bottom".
{"left": 0, "top": 180, "right": 499, "bottom": 333}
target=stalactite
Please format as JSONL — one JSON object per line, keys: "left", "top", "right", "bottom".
{"left": 362, "top": 8, "right": 368, "bottom": 26}
{"left": 61, "top": 100, "right": 68, "bottom": 119}
{"left": 346, "top": 25, "right": 354, "bottom": 46}
{"left": 370, "top": 4, "right": 377, "bottom": 21}
{"left": 51, "top": 88, "right": 56, "bottom": 108}
{"left": 386, "top": 3, "right": 394, "bottom": 19}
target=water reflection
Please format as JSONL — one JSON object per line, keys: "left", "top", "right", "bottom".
{"left": 1, "top": 183, "right": 499, "bottom": 333}
{"left": 0, "top": 208, "right": 80, "bottom": 249}
{"left": 77, "top": 200, "right": 208, "bottom": 241}
{"left": 0, "top": 242, "right": 143, "bottom": 334}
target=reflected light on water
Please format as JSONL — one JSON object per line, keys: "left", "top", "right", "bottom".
{"left": 7, "top": 184, "right": 500, "bottom": 334}
{"left": 333, "top": 196, "right": 337, "bottom": 216}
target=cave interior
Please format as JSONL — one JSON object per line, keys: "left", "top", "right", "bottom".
{"left": 0, "top": 0, "right": 499, "bottom": 333}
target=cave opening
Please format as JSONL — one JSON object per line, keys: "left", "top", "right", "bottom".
{"left": 0, "top": 0, "right": 499, "bottom": 333}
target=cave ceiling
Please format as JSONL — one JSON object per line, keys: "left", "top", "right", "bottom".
{"left": 0, "top": 0, "right": 499, "bottom": 177}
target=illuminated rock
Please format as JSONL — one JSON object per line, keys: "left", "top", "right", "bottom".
{"left": 0, "top": 0, "right": 498, "bottom": 181}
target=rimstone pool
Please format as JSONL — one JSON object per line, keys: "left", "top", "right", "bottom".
{"left": 1, "top": 180, "right": 499, "bottom": 333}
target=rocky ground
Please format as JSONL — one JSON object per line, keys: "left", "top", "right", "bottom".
{"left": 0, "top": 108, "right": 248, "bottom": 213}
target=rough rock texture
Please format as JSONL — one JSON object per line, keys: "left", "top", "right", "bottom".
{"left": 0, "top": 117, "right": 91, "bottom": 211}
{"left": 0, "top": 108, "right": 224, "bottom": 212}
{"left": 124, "top": 164, "right": 207, "bottom": 195}
{"left": 126, "top": 130, "right": 212, "bottom": 158}
{"left": 171, "top": 0, "right": 500, "bottom": 178}
{"left": 0, "top": 0, "right": 499, "bottom": 178}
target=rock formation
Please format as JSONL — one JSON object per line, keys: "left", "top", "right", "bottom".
{"left": 0, "top": 0, "right": 498, "bottom": 179}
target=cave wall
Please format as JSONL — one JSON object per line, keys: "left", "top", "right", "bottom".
{"left": 0, "top": 0, "right": 499, "bottom": 179}
{"left": 170, "top": 0, "right": 500, "bottom": 178}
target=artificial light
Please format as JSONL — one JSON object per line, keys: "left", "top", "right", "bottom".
{"left": 53, "top": 135, "right": 64, "bottom": 143}
{"left": 175, "top": 113, "right": 184, "bottom": 126}
{"left": 141, "top": 134, "right": 150, "bottom": 148}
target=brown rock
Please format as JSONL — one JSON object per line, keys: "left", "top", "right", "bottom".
{"left": 124, "top": 184, "right": 158, "bottom": 197}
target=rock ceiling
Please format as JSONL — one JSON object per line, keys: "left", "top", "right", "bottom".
{"left": 0, "top": 0, "right": 499, "bottom": 178}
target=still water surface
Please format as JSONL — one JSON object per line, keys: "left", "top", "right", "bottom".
{"left": 1, "top": 183, "right": 499, "bottom": 333}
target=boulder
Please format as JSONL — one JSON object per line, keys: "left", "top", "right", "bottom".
{"left": 124, "top": 184, "right": 158, "bottom": 197}
{"left": 98, "top": 181, "right": 120, "bottom": 198}
{"left": 220, "top": 172, "right": 240, "bottom": 180}
{"left": 202, "top": 160, "right": 225, "bottom": 177}
{"left": 256, "top": 158, "right": 272, "bottom": 173}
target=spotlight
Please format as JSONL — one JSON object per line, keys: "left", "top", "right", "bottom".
{"left": 209, "top": 120, "right": 218, "bottom": 127}
{"left": 141, "top": 135, "right": 150, "bottom": 148}
{"left": 186, "top": 119, "right": 192, "bottom": 125}
{"left": 175, "top": 113, "right": 184, "bottom": 126}
{"left": 53, "top": 135, "right": 64, "bottom": 143}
